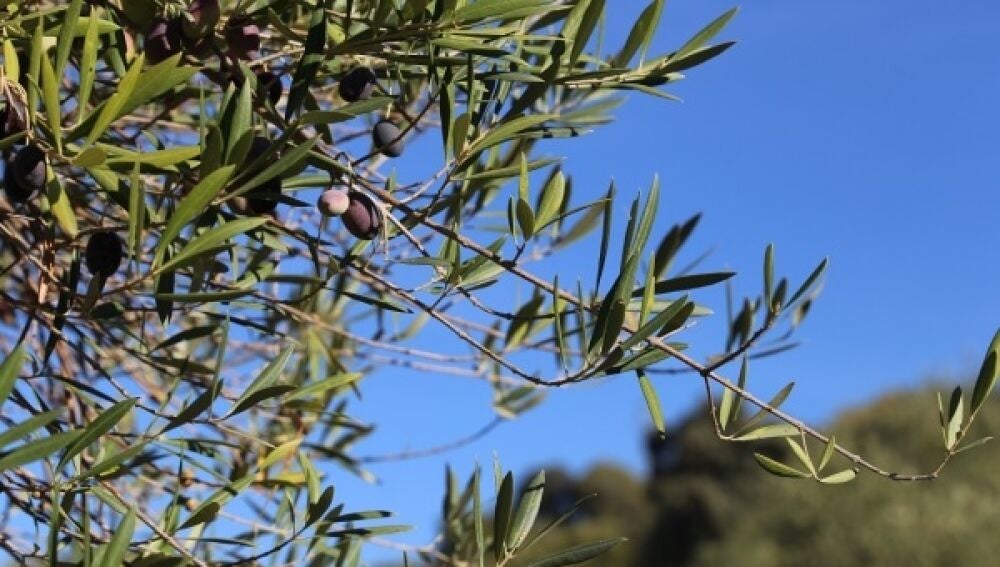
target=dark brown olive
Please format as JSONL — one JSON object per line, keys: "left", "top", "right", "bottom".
{"left": 228, "top": 137, "right": 281, "bottom": 215}
{"left": 145, "top": 17, "right": 183, "bottom": 64}
{"left": 10, "top": 144, "right": 46, "bottom": 199}
{"left": 4, "top": 157, "right": 34, "bottom": 203}
{"left": 85, "top": 231, "right": 124, "bottom": 278}
{"left": 338, "top": 67, "right": 376, "bottom": 102}
{"left": 225, "top": 17, "right": 261, "bottom": 61}
{"left": 341, "top": 191, "right": 382, "bottom": 240}
{"left": 255, "top": 70, "right": 282, "bottom": 106}
{"left": 181, "top": 0, "right": 220, "bottom": 41}
{"left": 372, "top": 120, "right": 404, "bottom": 158}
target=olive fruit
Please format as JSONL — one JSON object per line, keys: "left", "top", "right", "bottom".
{"left": 255, "top": 70, "right": 282, "bottom": 106}
{"left": 372, "top": 120, "right": 404, "bottom": 158}
{"left": 338, "top": 67, "right": 376, "bottom": 102}
{"left": 181, "top": 0, "right": 220, "bottom": 41}
{"left": 3, "top": 157, "right": 33, "bottom": 203}
{"left": 7, "top": 144, "right": 47, "bottom": 201}
{"left": 229, "top": 137, "right": 281, "bottom": 215}
{"left": 225, "top": 17, "right": 261, "bottom": 61}
{"left": 85, "top": 231, "right": 124, "bottom": 278}
{"left": 145, "top": 17, "right": 183, "bottom": 64}
{"left": 317, "top": 189, "right": 350, "bottom": 216}
{"left": 341, "top": 191, "right": 382, "bottom": 240}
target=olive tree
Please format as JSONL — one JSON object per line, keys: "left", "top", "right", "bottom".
{"left": 0, "top": 1, "right": 997, "bottom": 565}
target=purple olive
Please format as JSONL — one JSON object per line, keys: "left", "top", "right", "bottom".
{"left": 338, "top": 67, "right": 376, "bottom": 102}
{"left": 9, "top": 144, "right": 46, "bottom": 200}
{"left": 0, "top": 105, "right": 26, "bottom": 139}
{"left": 85, "top": 231, "right": 124, "bottom": 278}
{"left": 145, "top": 17, "right": 183, "bottom": 64}
{"left": 225, "top": 17, "right": 261, "bottom": 61}
{"left": 341, "top": 191, "right": 382, "bottom": 240}
{"left": 181, "top": 0, "right": 220, "bottom": 41}
{"left": 372, "top": 120, "right": 404, "bottom": 158}
{"left": 317, "top": 189, "right": 350, "bottom": 216}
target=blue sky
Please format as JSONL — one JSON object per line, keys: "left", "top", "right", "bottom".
{"left": 334, "top": 1, "right": 1000, "bottom": 562}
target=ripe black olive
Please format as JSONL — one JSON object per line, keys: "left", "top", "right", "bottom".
{"left": 341, "top": 191, "right": 382, "bottom": 240}
{"left": 181, "top": 0, "right": 220, "bottom": 41}
{"left": 145, "top": 17, "right": 183, "bottom": 64}
{"left": 372, "top": 120, "right": 404, "bottom": 158}
{"left": 225, "top": 17, "right": 261, "bottom": 61}
{"left": 338, "top": 67, "right": 377, "bottom": 102}
{"left": 85, "top": 231, "right": 124, "bottom": 278}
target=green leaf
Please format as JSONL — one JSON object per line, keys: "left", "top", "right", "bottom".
{"left": 53, "top": 0, "right": 83, "bottom": 85}
{"left": 0, "top": 346, "right": 26, "bottom": 408}
{"left": 160, "top": 217, "right": 266, "bottom": 274}
{"left": 788, "top": 257, "right": 828, "bottom": 307}
{"left": 631, "top": 271, "right": 735, "bottom": 297}
{"left": 178, "top": 474, "right": 254, "bottom": 531}
{"left": 763, "top": 243, "right": 775, "bottom": 311}
{"left": 0, "top": 430, "right": 83, "bottom": 473}
{"left": 469, "top": 114, "right": 555, "bottom": 157}
{"left": 0, "top": 410, "right": 62, "bottom": 449}
{"left": 494, "top": 471, "right": 514, "bottom": 562}
{"left": 452, "top": 0, "right": 553, "bottom": 24}
{"left": 227, "top": 347, "right": 295, "bottom": 417}
{"left": 235, "top": 137, "right": 318, "bottom": 197}
{"left": 718, "top": 356, "right": 746, "bottom": 431}
{"left": 58, "top": 398, "right": 136, "bottom": 470}
{"left": 819, "top": 469, "right": 857, "bottom": 484}
{"left": 619, "top": 296, "right": 689, "bottom": 353}
{"left": 614, "top": 0, "right": 664, "bottom": 67}
{"left": 40, "top": 54, "right": 62, "bottom": 153}
{"left": 733, "top": 424, "right": 800, "bottom": 441}
{"left": 568, "top": 0, "right": 606, "bottom": 66}
{"left": 732, "top": 382, "right": 795, "bottom": 437}
{"left": 298, "top": 96, "right": 395, "bottom": 125}
{"left": 508, "top": 470, "right": 545, "bottom": 552}
{"left": 637, "top": 370, "right": 665, "bottom": 436}
{"left": 45, "top": 175, "right": 78, "bottom": 238}
{"left": 95, "top": 506, "right": 134, "bottom": 567}
{"left": 161, "top": 381, "right": 223, "bottom": 434}
{"left": 945, "top": 386, "right": 964, "bottom": 449}
{"left": 524, "top": 537, "right": 627, "bottom": 567}
{"left": 474, "top": 467, "right": 485, "bottom": 567}
{"left": 516, "top": 198, "right": 535, "bottom": 239}
{"left": 970, "top": 329, "right": 1000, "bottom": 415}
{"left": 818, "top": 435, "right": 837, "bottom": 472}
{"left": 753, "top": 452, "right": 810, "bottom": 479}
{"left": 72, "top": 441, "right": 149, "bottom": 482}
{"left": 104, "top": 145, "right": 201, "bottom": 169}
{"left": 674, "top": 7, "right": 739, "bottom": 60}
{"left": 153, "top": 165, "right": 235, "bottom": 267}
{"left": 72, "top": 147, "right": 106, "bottom": 168}
{"left": 76, "top": 13, "right": 99, "bottom": 124}
{"left": 535, "top": 171, "right": 566, "bottom": 230}
{"left": 83, "top": 54, "right": 145, "bottom": 146}
{"left": 286, "top": 1, "right": 327, "bottom": 120}
{"left": 287, "top": 373, "right": 363, "bottom": 401}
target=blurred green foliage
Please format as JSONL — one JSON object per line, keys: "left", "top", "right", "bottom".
{"left": 505, "top": 385, "right": 1000, "bottom": 567}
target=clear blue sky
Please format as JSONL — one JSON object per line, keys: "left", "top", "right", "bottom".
{"left": 336, "top": 2, "right": 1000, "bottom": 562}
